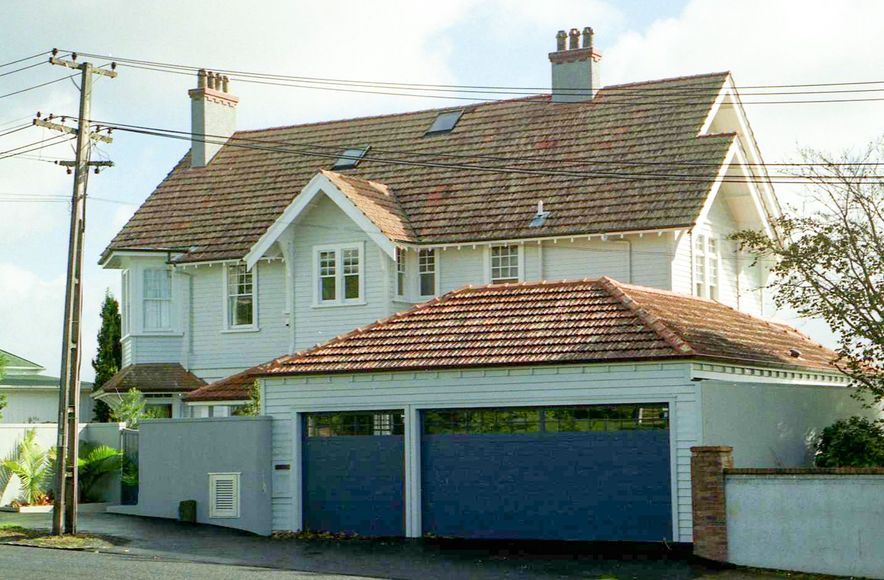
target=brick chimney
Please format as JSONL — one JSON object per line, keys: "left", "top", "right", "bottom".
{"left": 188, "top": 69, "right": 239, "bottom": 168}
{"left": 549, "top": 27, "right": 601, "bottom": 103}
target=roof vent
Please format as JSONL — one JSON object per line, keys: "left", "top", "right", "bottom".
{"left": 425, "top": 110, "right": 463, "bottom": 135}
{"left": 331, "top": 146, "right": 369, "bottom": 170}
{"left": 789, "top": 348, "right": 802, "bottom": 358}
{"left": 529, "top": 201, "right": 551, "bottom": 228}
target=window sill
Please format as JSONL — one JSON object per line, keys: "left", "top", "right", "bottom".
{"left": 132, "top": 331, "right": 184, "bottom": 337}
{"left": 312, "top": 300, "right": 367, "bottom": 309}
{"left": 221, "top": 327, "right": 261, "bottom": 334}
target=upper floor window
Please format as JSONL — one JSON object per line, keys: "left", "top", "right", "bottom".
{"left": 694, "top": 234, "right": 720, "bottom": 300}
{"left": 396, "top": 248, "right": 406, "bottom": 298}
{"left": 143, "top": 268, "right": 172, "bottom": 331}
{"left": 490, "top": 245, "right": 520, "bottom": 284}
{"left": 315, "top": 243, "right": 363, "bottom": 305}
{"left": 121, "top": 270, "right": 130, "bottom": 336}
{"left": 226, "top": 264, "right": 256, "bottom": 328}
{"left": 418, "top": 249, "right": 436, "bottom": 297}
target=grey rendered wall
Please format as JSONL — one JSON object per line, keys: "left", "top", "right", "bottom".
{"left": 726, "top": 474, "right": 884, "bottom": 578}
{"left": 701, "top": 381, "right": 878, "bottom": 467}
{"left": 137, "top": 416, "right": 272, "bottom": 535}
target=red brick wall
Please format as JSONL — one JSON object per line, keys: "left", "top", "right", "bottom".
{"left": 690, "top": 446, "right": 733, "bottom": 561}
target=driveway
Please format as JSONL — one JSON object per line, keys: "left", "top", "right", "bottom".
{"left": 0, "top": 511, "right": 821, "bottom": 579}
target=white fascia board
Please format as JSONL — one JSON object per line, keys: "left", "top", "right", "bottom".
{"left": 694, "top": 142, "right": 774, "bottom": 239}
{"left": 100, "top": 250, "right": 170, "bottom": 269}
{"left": 245, "top": 173, "right": 397, "bottom": 270}
{"left": 690, "top": 361, "right": 849, "bottom": 386}
{"left": 184, "top": 400, "right": 249, "bottom": 406}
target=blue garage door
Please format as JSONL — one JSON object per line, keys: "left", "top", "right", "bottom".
{"left": 303, "top": 411, "right": 404, "bottom": 536}
{"left": 421, "top": 404, "right": 672, "bottom": 541}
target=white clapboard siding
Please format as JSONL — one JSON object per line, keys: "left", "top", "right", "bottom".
{"left": 263, "top": 361, "right": 699, "bottom": 541}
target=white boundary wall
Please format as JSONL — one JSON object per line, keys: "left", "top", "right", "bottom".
{"left": 726, "top": 472, "right": 884, "bottom": 578}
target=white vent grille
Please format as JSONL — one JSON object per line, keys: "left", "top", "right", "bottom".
{"left": 209, "top": 473, "right": 240, "bottom": 518}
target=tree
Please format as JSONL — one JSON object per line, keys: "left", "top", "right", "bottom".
{"left": 733, "top": 139, "right": 884, "bottom": 404}
{"left": 1, "top": 429, "right": 52, "bottom": 505}
{"left": 110, "top": 388, "right": 164, "bottom": 428}
{"left": 815, "top": 417, "right": 884, "bottom": 467}
{"left": 0, "top": 353, "right": 7, "bottom": 421}
{"left": 92, "top": 291, "right": 122, "bottom": 422}
{"left": 232, "top": 380, "right": 261, "bottom": 416}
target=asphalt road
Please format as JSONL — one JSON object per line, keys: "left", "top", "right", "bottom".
{"left": 0, "top": 545, "right": 366, "bottom": 580}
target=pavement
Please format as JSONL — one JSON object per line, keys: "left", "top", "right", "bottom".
{"left": 0, "top": 511, "right": 820, "bottom": 579}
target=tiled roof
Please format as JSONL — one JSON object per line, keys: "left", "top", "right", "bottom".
{"left": 105, "top": 73, "right": 735, "bottom": 263}
{"left": 321, "top": 170, "right": 416, "bottom": 242}
{"left": 184, "top": 366, "right": 264, "bottom": 402}
{"left": 94, "top": 363, "right": 206, "bottom": 396}
{"left": 186, "top": 278, "right": 841, "bottom": 401}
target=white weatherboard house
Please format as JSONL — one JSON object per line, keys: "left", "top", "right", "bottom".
{"left": 103, "top": 29, "right": 873, "bottom": 541}
{"left": 0, "top": 349, "right": 93, "bottom": 423}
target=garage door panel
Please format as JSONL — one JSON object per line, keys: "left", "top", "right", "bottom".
{"left": 421, "top": 405, "right": 671, "bottom": 542}
{"left": 303, "top": 411, "right": 404, "bottom": 537}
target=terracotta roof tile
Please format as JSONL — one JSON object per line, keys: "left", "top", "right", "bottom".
{"left": 321, "top": 170, "right": 416, "bottom": 242}
{"left": 186, "top": 278, "right": 841, "bottom": 401}
{"left": 105, "top": 73, "right": 734, "bottom": 263}
{"left": 184, "top": 366, "right": 264, "bottom": 402}
{"left": 94, "top": 363, "right": 205, "bottom": 395}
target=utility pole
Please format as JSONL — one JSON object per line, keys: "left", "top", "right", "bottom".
{"left": 36, "top": 50, "right": 116, "bottom": 536}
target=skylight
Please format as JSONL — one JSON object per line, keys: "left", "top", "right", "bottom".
{"left": 331, "top": 147, "right": 369, "bottom": 170}
{"left": 425, "top": 110, "right": 463, "bottom": 135}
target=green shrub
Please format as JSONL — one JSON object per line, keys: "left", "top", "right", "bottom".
{"left": 815, "top": 416, "right": 884, "bottom": 467}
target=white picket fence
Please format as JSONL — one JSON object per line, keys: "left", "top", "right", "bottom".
{"left": 0, "top": 423, "right": 125, "bottom": 506}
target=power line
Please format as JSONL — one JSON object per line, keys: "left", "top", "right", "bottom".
{"left": 0, "top": 73, "right": 78, "bottom": 100}
{"left": 0, "top": 50, "right": 49, "bottom": 69}
{"left": 0, "top": 60, "right": 46, "bottom": 79}
{"left": 0, "top": 134, "right": 75, "bottom": 161}
{"left": 0, "top": 124, "right": 32, "bottom": 139}
{"left": 91, "top": 120, "right": 884, "bottom": 185}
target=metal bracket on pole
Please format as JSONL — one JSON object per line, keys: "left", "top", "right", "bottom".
{"left": 33, "top": 118, "right": 113, "bottom": 144}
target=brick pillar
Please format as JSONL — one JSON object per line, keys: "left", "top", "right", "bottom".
{"left": 690, "top": 446, "right": 733, "bottom": 562}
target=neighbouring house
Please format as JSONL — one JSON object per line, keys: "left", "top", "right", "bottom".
{"left": 0, "top": 349, "right": 93, "bottom": 423}
{"left": 102, "top": 28, "right": 877, "bottom": 541}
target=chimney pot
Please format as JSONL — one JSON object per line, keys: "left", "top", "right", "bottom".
{"left": 222, "top": 75, "right": 230, "bottom": 93}
{"left": 556, "top": 30, "right": 567, "bottom": 51}
{"left": 197, "top": 69, "right": 207, "bottom": 89}
{"left": 583, "top": 26, "right": 594, "bottom": 50}
{"left": 569, "top": 28, "right": 580, "bottom": 50}
{"left": 208, "top": 71, "right": 217, "bottom": 90}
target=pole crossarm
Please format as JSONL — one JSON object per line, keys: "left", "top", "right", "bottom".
{"left": 33, "top": 118, "right": 113, "bottom": 143}
{"left": 54, "top": 160, "right": 114, "bottom": 168}
{"left": 49, "top": 56, "right": 117, "bottom": 78}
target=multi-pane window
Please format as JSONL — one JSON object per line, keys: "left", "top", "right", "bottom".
{"left": 490, "top": 245, "right": 520, "bottom": 283}
{"left": 226, "top": 264, "right": 254, "bottom": 328}
{"left": 316, "top": 245, "right": 362, "bottom": 304}
{"left": 343, "top": 248, "right": 360, "bottom": 300}
{"left": 143, "top": 269, "right": 172, "bottom": 331}
{"left": 306, "top": 411, "right": 405, "bottom": 437}
{"left": 423, "top": 404, "right": 669, "bottom": 435}
{"left": 396, "top": 247, "right": 406, "bottom": 297}
{"left": 694, "top": 234, "right": 720, "bottom": 299}
{"left": 121, "top": 270, "right": 130, "bottom": 335}
{"left": 418, "top": 249, "right": 436, "bottom": 297}
{"left": 319, "top": 250, "right": 336, "bottom": 302}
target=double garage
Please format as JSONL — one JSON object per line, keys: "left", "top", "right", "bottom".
{"left": 301, "top": 403, "right": 673, "bottom": 542}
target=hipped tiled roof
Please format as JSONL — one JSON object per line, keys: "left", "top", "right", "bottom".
{"left": 95, "top": 363, "right": 205, "bottom": 396}
{"left": 105, "top": 73, "right": 734, "bottom": 263}
{"left": 185, "top": 278, "right": 841, "bottom": 402}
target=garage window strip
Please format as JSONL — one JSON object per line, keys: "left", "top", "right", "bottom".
{"left": 423, "top": 404, "right": 668, "bottom": 435}
{"left": 307, "top": 411, "right": 405, "bottom": 437}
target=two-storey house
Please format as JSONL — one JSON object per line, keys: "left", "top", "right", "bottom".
{"left": 100, "top": 27, "right": 876, "bottom": 544}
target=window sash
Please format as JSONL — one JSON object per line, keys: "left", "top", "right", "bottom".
{"left": 143, "top": 269, "right": 171, "bottom": 330}
{"left": 490, "top": 245, "right": 519, "bottom": 283}
{"left": 694, "top": 234, "right": 719, "bottom": 299}
{"left": 396, "top": 248, "right": 406, "bottom": 297}
{"left": 226, "top": 264, "right": 255, "bottom": 327}
{"left": 316, "top": 245, "right": 361, "bottom": 304}
{"left": 418, "top": 249, "right": 436, "bottom": 297}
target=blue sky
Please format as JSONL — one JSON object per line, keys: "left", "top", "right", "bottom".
{"left": 1, "top": 0, "right": 882, "bottom": 379}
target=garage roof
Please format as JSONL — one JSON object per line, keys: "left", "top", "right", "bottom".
{"left": 185, "top": 278, "right": 841, "bottom": 401}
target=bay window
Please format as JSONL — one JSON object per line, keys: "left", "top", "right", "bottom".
{"left": 143, "top": 268, "right": 172, "bottom": 331}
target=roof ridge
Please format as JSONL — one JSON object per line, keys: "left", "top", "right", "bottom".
{"left": 598, "top": 277, "right": 695, "bottom": 356}
{"left": 602, "top": 71, "right": 731, "bottom": 91}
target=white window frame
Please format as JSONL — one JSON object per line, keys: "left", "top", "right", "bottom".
{"left": 222, "top": 262, "right": 259, "bottom": 332}
{"left": 487, "top": 244, "right": 523, "bottom": 284}
{"left": 208, "top": 472, "right": 240, "bottom": 518}
{"left": 313, "top": 242, "right": 365, "bottom": 307}
{"left": 418, "top": 248, "right": 438, "bottom": 298}
{"left": 395, "top": 247, "right": 407, "bottom": 300}
{"left": 693, "top": 233, "right": 720, "bottom": 300}
{"left": 142, "top": 268, "right": 173, "bottom": 332}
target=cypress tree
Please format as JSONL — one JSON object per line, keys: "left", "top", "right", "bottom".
{"left": 92, "top": 290, "right": 122, "bottom": 422}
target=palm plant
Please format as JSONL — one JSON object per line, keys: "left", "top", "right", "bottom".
{"left": 1, "top": 429, "right": 52, "bottom": 505}
{"left": 77, "top": 443, "right": 123, "bottom": 502}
